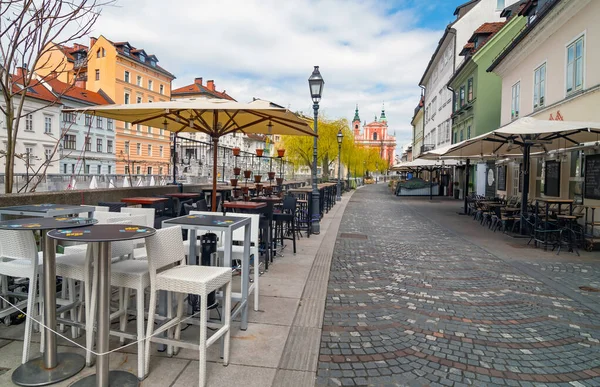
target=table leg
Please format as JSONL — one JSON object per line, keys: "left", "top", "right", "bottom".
{"left": 71, "top": 242, "right": 138, "bottom": 387}
{"left": 12, "top": 231, "right": 85, "bottom": 386}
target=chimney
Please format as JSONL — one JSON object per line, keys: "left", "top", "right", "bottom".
{"left": 90, "top": 37, "right": 97, "bottom": 47}
{"left": 194, "top": 77, "right": 203, "bottom": 85}
{"left": 16, "top": 64, "right": 27, "bottom": 79}
{"left": 75, "top": 80, "right": 86, "bottom": 89}
{"left": 207, "top": 80, "right": 215, "bottom": 91}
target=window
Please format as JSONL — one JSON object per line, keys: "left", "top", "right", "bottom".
{"left": 136, "top": 142, "right": 141, "bottom": 155}
{"left": 44, "top": 116, "right": 52, "bottom": 133}
{"left": 125, "top": 122, "right": 131, "bottom": 130}
{"left": 159, "top": 84, "right": 164, "bottom": 95}
{"left": 107, "top": 119, "right": 114, "bottom": 130}
{"left": 85, "top": 114, "right": 92, "bottom": 126}
{"left": 460, "top": 130, "right": 464, "bottom": 142}
{"left": 139, "top": 54, "right": 145, "bottom": 63}
{"left": 147, "top": 166, "right": 152, "bottom": 175}
{"left": 102, "top": 48, "right": 106, "bottom": 57}
{"left": 160, "top": 128, "right": 164, "bottom": 136}
{"left": 96, "top": 117, "right": 103, "bottom": 128}
{"left": 63, "top": 164, "right": 68, "bottom": 174}
{"left": 148, "top": 80, "right": 153, "bottom": 91}
{"left": 64, "top": 134, "right": 76, "bottom": 150}
{"left": 159, "top": 167, "right": 163, "bottom": 175}
{"left": 454, "top": 131, "right": 458, "bottom": 144}
{"left": 136, "top": 95, "right": 142, "bottom": 104}
{"left": 124, "top": 71, "right": 130, "bottom": 83}
{"left": 107, "top": 140, "right": 113, "bottom": 153}
{"left": 373, "top": 132, "right": 377, "bottom": 141}
{"left": 125, "top": 166, "right": 130, "bottom": 174}
{"left": 71, "top": 164, "right": 75, "bottom": 173}
{"left": 454, "top": 91, "right": 459, "bottom": 112}
{"left": 124, "top": 141, "right": 130, "bottom": 155}
{"left": 124, "top": 93, "right": 130, "bottom": 104}
{"left": 97, "top": 165, "right": 101, "bottom": 174}
{"left": 63, "top": 111, "right": 76, "bottom": 123}
{"left": 496, "top": 0, "right": 505, "bottom": 10}
{"left": 136, "top": 166, "right": 141, "bottom": 175}
{"left": 85, "top": 137, "right": 91, "bottom": 151}
{"left": 534, "top": 63, "right": 546, "bottom": 109}
{"left": 24, "top": 147, "right": 33, "bottom": 163}
{"left": 159, "top": 145, "right": 164, "bottom": 158}
{"left": 467, "top": 125, "right": 471, "bottom": 139}
{"left": 25, "top": 113, "right": 33, "bottom": 131}
{"left": 96, "top": 138, "right": 103, "bottom": 152}
{"left": 96, "top": 49, "right": 101, "bottom": 58}
{"left": 459, "top": 86, "right": 465, "bottom": 107}
{"left": 511, "top": 81, "right": 520, "bottom": 120}
{"left": 137, "top": 75, "right": 142, "bottom": 86}
{"left": 44, "top": 148, "right": 52, "bottom": 161}
{"left": 108, "top": 165, "right": 112, "bottom": 174}
{"left": 137, "top": 124, "right": 141, "bottom": 132}
{"left": 95, "top": 69, "right": 100, "bottom": 81}
{"left": 147, "top": 126, "right": 152, "bottom": 134}
{"left": 467, "top": 78, "right": 473, "bottom": 102}
{"left": 566, "top": 36, "right": 584, "bottom": 94}
{"left": 85, "top": 165, "right": 90, "bottom": 174}
{"left": 148, "top": 97, "right": 153, "bottom": 103}
{"left": 148, "top": 144, "right": 152, "bottom": 156}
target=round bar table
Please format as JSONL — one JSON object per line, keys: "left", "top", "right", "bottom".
{"left": 0, "top": 217, "right": 97, "bottom": 386}
{"left": 48, "top": 224, "right": 156, "bottom": 387}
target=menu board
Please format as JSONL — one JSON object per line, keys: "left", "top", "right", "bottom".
{"left": 544, "top": 160, "right": 561, "bottom": 197}
{"left": 585, "top": 154, "right": 600, "bottom": 200}
{"left": 497, "top": 165, "right": 507, "bottom": 191}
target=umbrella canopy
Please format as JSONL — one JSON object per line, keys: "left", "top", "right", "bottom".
{"left": 67, "top": 98, "right": 315, "bottom": 211}
{"left": 444, "top": 117, "right": 600, "bottom": 158}
{"left": 89, "top": 175, "right": 98, "bottom": 189}
{"left": 392, "top": 158, "right": 460, "bottom": 171}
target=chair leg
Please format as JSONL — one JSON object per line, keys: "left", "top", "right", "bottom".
{"left": 68, "top": 278, "right": 79, "bottom": 338}
{"left": 86, "top": 249, "right": 99, "bottom": 367}
{"left": 136, "top": 287, "right": 145, "bottom": 380}
{"left": 144, "top": 289, "right": 157, "bottom": 379}
{"left": 199, "top": 291, "right": 208, "bottom": 387}
{"left": 119, "top": 288, "right": 130, "bottom": 344}
{"left": 21, "top": 270, "right": 38, "bottom": 364}
{"left": 173, "top": 292, "right": 185, "bottom": 356}
{"left": 166, "top": 292, "right": 174, "bottom": 357}
{"left": 223, "top": 281, "right": 231, "bottom": 366}
{"left": 291, "top": 218, "right": 296, "bottom": 254}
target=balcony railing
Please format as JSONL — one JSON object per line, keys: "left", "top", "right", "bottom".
{"left": 74, "top": 58, "right": 87, "bottom": 69}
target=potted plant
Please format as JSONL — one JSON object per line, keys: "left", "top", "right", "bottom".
{"left": 242, "top": 186, "right": 249, "bottom": 195}
{"left": 277, "top": 149, "right": 285, "bottom": 158}
{"left": 268, "top": 171, "right": 276, "bottom": 180}
{"left": 256, "top": 149, "right": 264, "bottom": 157}
{"left": 243, "top": 170, "right": 252, "bottom": 179}
{"left": 276, "top": 177, "right": 284, "bottom": 186}
{"left": 230, "top": 178, "right": 238, "bottom": 187}
{"left": 232, "top": 147, "right": 241, "bottom": 156}
{"left": 254, "top": 174, "right": 262, "bottom": 183}
{"left": 256, "top": 183, "right": 263, "bottom": 194}
{"left": 233, "top": 167, "right": 241, "bottom": 176}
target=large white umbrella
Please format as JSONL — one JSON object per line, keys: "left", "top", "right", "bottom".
{"left": 89, "top": 175, "right": 98, "bottom": 189}
{"left": 67, "top": 98, "right": 316, "bottom": 211}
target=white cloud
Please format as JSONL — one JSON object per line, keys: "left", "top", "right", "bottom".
{"left": 92, "top": 0, "right": 442, "bottom": 153}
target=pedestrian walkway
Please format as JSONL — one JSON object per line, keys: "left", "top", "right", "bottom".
{"left": 317, "top": 184, "right": 600, "bottom": 386}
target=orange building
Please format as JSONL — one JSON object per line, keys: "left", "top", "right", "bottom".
{"left": 38, "top": 36, "right": 176, "bottom": 175}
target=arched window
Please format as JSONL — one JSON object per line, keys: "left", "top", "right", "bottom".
{"left": 373, "top": 132, "right": 378, "bottom": 141}
{"left": 355, "top": 124, "right": 358, "bottom": 129}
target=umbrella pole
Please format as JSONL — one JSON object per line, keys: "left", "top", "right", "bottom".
{"left": 519, "top": 144, "right": 531, "bottom": 235}
{"left": 172, "top": 134, "right": 177, "bottom": 184}
{"left": 212, "top": 137, "right": 219, "bottom": 212}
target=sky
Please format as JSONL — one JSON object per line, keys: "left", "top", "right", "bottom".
{"left": 91, "top": 0, "right": 466, "bottom": 154}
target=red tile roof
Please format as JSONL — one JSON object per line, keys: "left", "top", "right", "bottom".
{"left": 105, "top": 38, "right": 175, "bottom": 79}
{"left": 474, "top": 22, "right": 506, "bottom": 35}
{"left": 172, "top": 78, "right": 236, "bottom": 101}
{"left": 463, "top": 42, "right": 475, "bottom": 50}
{"left": 11, "top": 74, "right": 59, "bottom": 103}
{"left": 46, "top": 76, "right": 112, "bottom": 105}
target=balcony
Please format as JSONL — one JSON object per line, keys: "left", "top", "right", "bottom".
{"left": 74, "top": 58, "right": 87, "bottom": 69}
{"left": 421, "top": 144, "right": 435, "bottom": 154}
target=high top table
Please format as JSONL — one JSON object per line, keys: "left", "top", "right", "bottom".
{"left": 0, "top": 203, "right": 95, "bottom": 221}
{"left": 0, "top": 217, "right": 97, "bottom": 386}
{"left": 48, "top": 224, "right": 156, "bottom": 387}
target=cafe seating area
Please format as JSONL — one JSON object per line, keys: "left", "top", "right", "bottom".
{"left": 0, "top": 177, "right": 346, "bottom": 387}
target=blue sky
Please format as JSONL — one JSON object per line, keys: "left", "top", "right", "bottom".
{"left": 92, "top": 0, "right": 470, "bottom": 155}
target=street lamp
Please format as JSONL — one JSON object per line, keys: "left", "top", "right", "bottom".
{"left": 336, "top": 129, "right": 343, "bottom": 200}
{"left": 308, "top": 65, "right": 324, "bottom": 234}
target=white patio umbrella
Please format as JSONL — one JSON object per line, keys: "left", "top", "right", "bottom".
{"left": 68, "top": 177, "right": 77, "bottom": 190}
{"left": 88, "top": 175, "right": 98, "bottom": 189}
{"left": 108, "top": 178, "right": 116, "bottom": 189}
{"left": 149, "top": 176, "right": 156, "bottom": 186}
{"left": 123, "top": 176, "right": 131, "bottom": 188}
{"left": 66, "top": 98, "right": 315, "bottom": 211}
{"left": 442, "top": 117, "right": 600, "bottom": 231}
{"left": 135, "top": 176, "right": 144, "bottom": 187}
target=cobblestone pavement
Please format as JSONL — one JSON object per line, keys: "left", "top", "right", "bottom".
{"left": 317, "top": 184, "right": 600, "bottom": 387}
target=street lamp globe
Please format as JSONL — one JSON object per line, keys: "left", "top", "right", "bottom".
{"left": 337, "top": 129, "right": 343, "bottom": 144}
{"left": 308, "top": 66, "right": 325, "bottom": 104}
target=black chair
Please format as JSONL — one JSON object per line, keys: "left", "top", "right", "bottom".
{"left": 272, "top": 196, "right": 297, "bottom": 255}
{"left": 194, "top": 199, "right": 208, "bottom": 211}
{"left": 98, "top": 201, "right": 128, "bottom": 212}
{"left": 178, "top": 199, "right": 193, "bottom": 217}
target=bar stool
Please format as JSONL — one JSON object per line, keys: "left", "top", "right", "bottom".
{"left": 273, "top": 196, "right": 297, "bottom": 255}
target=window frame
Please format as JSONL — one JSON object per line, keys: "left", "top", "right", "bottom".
{"left": 459, "top": 86, "right": 465, "bottom": 107}
{"left": 95, "top": 69, "right": 100, "bottom": 81}
{"left": 96, "top": 116, "right": 103, "bottom": 128}
{"left": 148, "top": 80, "right": 153, "bottom": 91}
{"left": 511, "top": 81, "right": 520, "bottom": 120}
{"left": 124, "top": 92, "right": 130, "bottom": 104}
{"left": 467, "top": 78, "right": 474, "bottom": 102}
{"left": 107, "top": 140, "right": 113, "bottom": 153}
{"left": 124, "top": 71, "right": 130, "bottom": 83}
{"left": 96, "top": 138, "right": 103, "bottom": 152}
{"left": 136, "top": 142, "right": 141, "bottom": 156}
{"left": 44, "top": 115, "right": 52, "bottom": 134}
{"left": 124, "top": 141, "right": 130, "bottom": 155}
{"left": 533, "top": 62, "right": 546, "bottom": 110}
{"left": 137, "top": 75, "right": 142, "bottom": 86}
{"left": 565, "top": 34, "right": 585, "bottom": 95}
{"left": 85, "top": 136, "right": 91, "bottom": 151}
{"left": 25, "top": 112, "right": 33, "bottom": 131}
{"left": 147, "top": 144, "right": 152, "bottom": 157}
{"left": 63, "top": 134, "right": 76, "bottom": 150}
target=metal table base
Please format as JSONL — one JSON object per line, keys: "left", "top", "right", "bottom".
{"left": 11, "top": 353, "right": 85, "bottom": 387}
{"left": 70, "top": 370, "right": 139, "bottom": 387}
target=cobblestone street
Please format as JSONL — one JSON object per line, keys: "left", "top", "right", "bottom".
{"left": 317, "top": 184, "right": 600, "bottom": 387}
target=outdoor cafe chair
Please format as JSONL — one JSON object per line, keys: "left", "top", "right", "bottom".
{"left": 219, "top": 212, "right": 260, "bottom": 311}
{"left": 273, "top": 195, "right": 298, "bottom": 255}
{"left": 143, "top": 226, "right": 232, "bottom": 387}
{"left": 0, "top": 230, "right": 45, "bottom": 364}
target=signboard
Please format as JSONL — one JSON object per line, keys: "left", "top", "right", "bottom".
{"left": 497, "top": 165, "right": 507, "bottom": 191}
{"left": 584, "top": 154, "right": 600, "bottom": 200}
{"left": 544, "top": 160, "right": 561, "bottom": 197}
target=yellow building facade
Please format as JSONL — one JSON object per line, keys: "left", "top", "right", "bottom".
{"left": 38, "top": 36, "right": 175, "bottom": 175}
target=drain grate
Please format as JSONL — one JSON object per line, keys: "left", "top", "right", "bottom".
{"left": 340, "top": 233, "right": 368, "bottom": 240}
{"left": 579, "top": 286, "right": 600, "bottom": 292}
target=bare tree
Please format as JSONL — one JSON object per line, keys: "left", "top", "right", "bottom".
{"left": 0, "top": 0, "right": 111, "bottom": 193}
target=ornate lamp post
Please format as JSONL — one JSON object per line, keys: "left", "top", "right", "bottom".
{"left": 308, "top": 65, "right": 324, "bottom": 234}
{"left": 336, "top": 129, "right": 343, "bottom": 200}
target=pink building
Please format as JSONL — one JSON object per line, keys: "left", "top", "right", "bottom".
{"left": 352, "top": 105, "right": 396, "bottom": 167}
